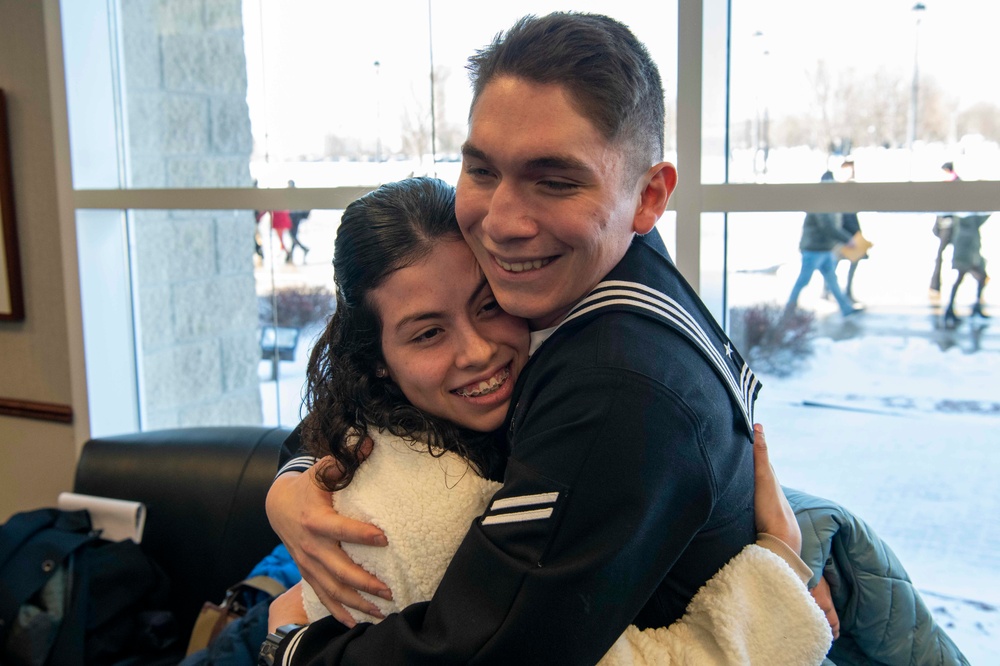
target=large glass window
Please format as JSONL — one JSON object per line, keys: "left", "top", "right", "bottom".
{"left": 76, "top": 205, "right": 342, "bottom": 432}
{"left": 254, "top": 207, "right": 341, "bottom": 426}
{"left": 62, "top": 0, "right": 679, "bottom": 437}
{"left": 67, "top": 0, "right": 678, "bottom": 192}
{"left": 244, "top": 0, "right": 677, "bottom": 189}
{"left": 727, "top": 0, "right": 1000, "bottom": 184}
{"left": 726, "top": 211, "right": 1000, "bottom": 663}
{"left": 715, "top": 2, "right": 1000, "bottom": 661}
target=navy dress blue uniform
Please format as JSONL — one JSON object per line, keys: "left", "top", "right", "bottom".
{"left": 276, "top": 229, "right": 761, "bottom": 665}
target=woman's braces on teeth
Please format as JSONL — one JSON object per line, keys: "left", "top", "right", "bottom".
{"left": 455, "top": 367, "right": 510, "bottom": 398}
{"left": 495, "top": 257, "right": 552, "bottom": 273}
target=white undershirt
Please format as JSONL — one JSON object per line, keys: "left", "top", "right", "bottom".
{"left": 528, "top": 326, "right": 558, "bottom": 356}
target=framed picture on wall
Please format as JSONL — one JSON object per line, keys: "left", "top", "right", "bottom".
{"left": 0, "top": 88, "right": 25, "bottom": 321}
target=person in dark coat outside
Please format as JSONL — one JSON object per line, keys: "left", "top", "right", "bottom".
{"left": 786, "top": 171, "right": 864, "bottom": 318}
{"left": 943, "top": 212, "right": 992, "bottom": 328}
{"left": 286, "top": 180, "right": 311, "bottom": 264}
{"left": 930, "top": 162, "right": 961, "bottom": 296}
{"left": 831, "top": 159, "right": 864, "bottom": 302}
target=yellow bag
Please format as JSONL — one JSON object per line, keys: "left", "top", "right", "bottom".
{"left": 185, "top": 575, "right": 286, "bottom": 656}
{"left": 836, "top": 231, "right": 873, "bottom": 262}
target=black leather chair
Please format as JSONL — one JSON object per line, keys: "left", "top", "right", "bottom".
{"left": 73, "top": 426, "right": 291, "bottom": 657}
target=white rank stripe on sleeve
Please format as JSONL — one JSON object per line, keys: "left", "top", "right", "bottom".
{"left": 558, "top": 280, "right": 759, "bottom": 436}
{"left": 275, "top": 455, "right": 319, "bottom": 478}
{"left": 280, "top": 626, "right": 306, "bottom": 665}
{"left": 482, "top": 492, "right": 560, "bottom": 526}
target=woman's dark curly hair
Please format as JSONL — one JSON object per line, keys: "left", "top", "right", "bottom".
{"left": 302, "top": 177, "right": 502, "bottom": 492}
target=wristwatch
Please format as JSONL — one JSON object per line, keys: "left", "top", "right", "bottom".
{"left": 258, "top": 624, "right": 304, "bottom": 666}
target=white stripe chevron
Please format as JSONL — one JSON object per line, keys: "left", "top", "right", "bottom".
{"left": 740, "top": 364, "right": 760, "bottom": 417}
{"left": 276, "top": 455, "right": 319, "bottom": 478}
{"left": 489, "top": 492, "right": 559, "bottom": 511}
{"left": 482, "top": 507, "right": 554, "bottom": 526}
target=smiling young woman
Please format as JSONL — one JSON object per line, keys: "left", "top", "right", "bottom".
{"left": 373, "top": 237, "right": 528, "bottom": 434}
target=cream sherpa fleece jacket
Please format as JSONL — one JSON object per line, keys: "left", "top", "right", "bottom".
{"left": 302, "top": 432, "right": 831, "bottom": 665}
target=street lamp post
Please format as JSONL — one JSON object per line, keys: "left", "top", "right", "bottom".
{"left": 907, "top": 3, "right": 927, "bottom": 151}
{"left": 752, "top": 30, "right": 770, "bottom": 179}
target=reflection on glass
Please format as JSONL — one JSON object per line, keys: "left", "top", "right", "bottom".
{"left": 728, "top": 1, "right": 1000, "bottom": 183}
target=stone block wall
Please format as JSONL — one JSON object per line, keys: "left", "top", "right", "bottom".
{"left": 121, "top": 0, "right": 262, "bottom": 428}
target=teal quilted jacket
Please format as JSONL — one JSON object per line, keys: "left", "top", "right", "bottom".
{"left": 785, "top": 487, "right": 970, "bottom": 666}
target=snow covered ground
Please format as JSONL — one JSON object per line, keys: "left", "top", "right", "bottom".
{"left": 756, "top": 333, "right": 999, "bottom": 665}
{"left": 723, "top": 210, "right": 1000, "bottom": 663}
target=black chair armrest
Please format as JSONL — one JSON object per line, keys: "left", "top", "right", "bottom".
{"left": 73, "top": 426, "right": 291, "bottom": 634}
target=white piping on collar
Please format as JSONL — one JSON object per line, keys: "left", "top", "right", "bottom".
{"left": 554, "top": 279, "right": 759, "bottom": 435}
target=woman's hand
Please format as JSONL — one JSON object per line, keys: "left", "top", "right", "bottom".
{"left": 810, "top": 575, "right": 841, "bottom": 639}
{"left": 265, "top": 458, "right": 392, "bottom": 627}
{"left": 752, "top": 424, "right": 842, "bottom": 638}
{"left": 268, "top": 582, "right": 309, "bottom": 633}
{"left": 751, "top": 424, "right": 801, "bottom": 555}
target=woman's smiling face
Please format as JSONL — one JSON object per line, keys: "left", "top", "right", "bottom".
{"left": 372, "top": 238, "right": 530, "bottom": 433}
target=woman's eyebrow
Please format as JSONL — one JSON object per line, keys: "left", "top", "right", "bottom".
{"left": 392, "top": 272, "right": 489, "bottom": 334}
{"left": 394, "top": 310, "right": 442, "bottom": 334}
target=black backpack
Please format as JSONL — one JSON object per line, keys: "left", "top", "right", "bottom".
{"left": 0, "top": 508, "right": 177, "bottom": 666}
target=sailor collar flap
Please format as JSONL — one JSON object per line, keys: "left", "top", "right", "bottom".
{"left": 544, "top": 238, "right": 761, "bottom": 438}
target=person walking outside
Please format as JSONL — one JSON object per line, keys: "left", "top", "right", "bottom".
{"left": 943, "top": 212, "right": 992, "bottom": 328}
{"left": 930, "top": 161, "right": 962, "bottom": 297}
{"left": 286, "top": 180, "right": 311, "bottom": 264}
{"left": 834, "top": 159, "right": 865, "bottom": 302}
{"left": 786, "top": 171, "right": 864, "bottom": 318}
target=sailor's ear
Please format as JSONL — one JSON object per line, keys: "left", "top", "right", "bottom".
{"left": 633, "top": 162, "right": 677, "bottom": 235}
